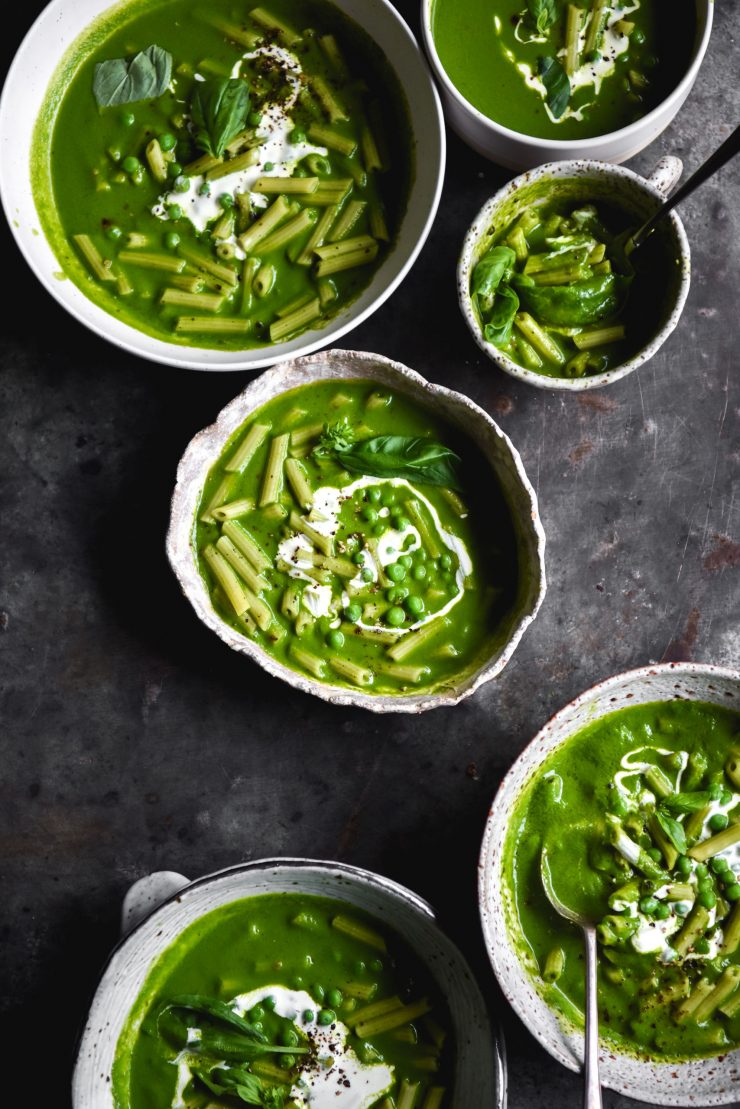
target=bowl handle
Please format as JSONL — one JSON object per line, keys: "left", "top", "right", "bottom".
{"left": 646, "top": 155, "right": 683, "bottom": 198}
{"left": 121, "top": 870, "right": 190, "bottom": 936}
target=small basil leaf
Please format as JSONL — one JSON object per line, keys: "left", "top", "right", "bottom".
{"left": 527, "top": 0, "right": 558, "bottom": 34}
{"left": 335, "top": 436, "right": 462, "bottom": 490}
{"left": 655, "top": 809, "right": 688, "bottom": 855}
{"left": 539, "top": 56, "right": 570, "bottom": 119}
{"left": 483, "top": 284, "right": 520, "bottom": 348}
{"left": 513, "top": 272, "right": 626, "bottom": 328}
{"left": 167, "top": 994, "right": 267, "bottom": 1040}
{"left": 192, "top": 78, "right": 251, "bottom": 157}
{"left": 472, "top": 246, "right": 516, "bottom": 298}
{"left": 664, "top": 790, "right": 712, "bottom": 815}
{"left": 93, "top": 44, "right": 172, "bottom": 107}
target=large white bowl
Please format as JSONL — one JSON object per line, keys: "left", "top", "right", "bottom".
{"left": 72, "top": 857, "right": 507, "bottom": 1107}
{"left": 0, "top": 0, "right": 445, "bottom": 371}
{"left": 479, "top": 662, "right": 740, "bottom": 1105}
{"left": 166, "top": 348, "right": 547, "bottom": 713}
{"left": 421, "top": 0, "right": 713, "bottom": 170}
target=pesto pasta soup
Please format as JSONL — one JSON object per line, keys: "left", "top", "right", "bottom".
{"left": 194, "top": 380, "right": 519, "bottom": 696}
{"left": 112, "top": 893, "right": 454, "bottom": 1107}
{"left": 33, "top": 0, "right": 412, "bottom": 349}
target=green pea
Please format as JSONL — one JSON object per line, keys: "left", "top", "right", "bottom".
{"left": 280, "top": 1027, "right": 299, "bottom": 1046}
{"left": 249, "top": 1004, "right": 265, "bottom": 1020}
{"left": 363, "top": 506, "right": 379, "bottom": 523}
{"left": 302, "top": 1009, "right": 314, "bottom": 1022}
{"left": 695, "top": 862, "right": 709, "bottom": 879}
{"left": 440, "top": 553, "right": 453, "bottom": 570}
{"left": 346, "top": 604, "right": 362, "bottom": 624}
{"left": 158, "top": 132, "right": 176, "bottom": 151}
{"left": 646, "top": 847, "right": 662, "bottom": 863}
{"left": 415, "top": 548, "right": 427, "bottom": 562}
{"left": 372, "top": 523, "right": 384, "bottom": 537}
{"left": 122, "top": 155, "right": 141, "bottom": 174}
{"left": 354, "top": 960, "right": 366, "bottom": 975}
{"left": 317, "top": 616, "right": 331, "bottom": 635}
{"left": 282, "top": 1054, "right": 296, "bottom": 1069}
{"left": 697, "top": 878, "right": 713, "bottom": 895}
{"left": 164, "top": 231, "right": 181, "bottom": 249}
{"left": 412, "top": 564, "right": 427, "bottom": 582}
{"left": 726, "top": 883, "right": 740, "bottom": 902}
{"left": 352, "top": 550, "right": 365, "bottom": 565}
{"left": 262, "top": 995, "right": 276, "bottom": 1011}
{"left": 105, "top": 224, "right": 123, "bottom": 241}
{"left": 387, "top": 563, "right": 406, "bottom": 583}
{"left": 721, "top": 789, "right": 733, "bottom": 805}
{"left": 327, "top": 630, "right": 345, "bottom": 650}
{"left": 219, "top": 193, "right": 235, "bottom": 210}
{"left": 675, "top": 855, "right": 692, "bottom": 876}
{"left": 709, "top": 783, "right": 723, "bottom": 801}
{"left": 639, "top": 896, "right": 658, "bottom": 915}
{"left": 169, "top": 160, "right": 183, "bottom": 177}
{"left": 674, "top": 901, "right": 690, "bottom": 917}
{"left": 386, "top": 586, "right": 409, "bottom": 604}
{"left": 361, "top": 568, "right": 374, "bottom": 583}
{"left": 386, "top": 607, "right": 406, "bottom": 627}
{"left": 313, "top": 984, "right": 326, "bottom": 1002}
{"left": 399, "top": 555, "right": 413, "bottom": 569}
{"left": 396, "top": 515, "right": 410, "bottom": 531}
{"left": 653, "top": 902, "right": 671, "bottom": 921}
{"left": 167, "top": 203, "right": 183, "bottom": 220}
{"left": 694, "top": 936, "right": 711, "bottom": 954}
{"left": 264, "top": 161, "right": 275, "bottom": 172}
{"left": 406, "top": 595, "right": 424, "bottom": 617}
{"left": 198, "top": 181, "right": 211, "bottom": 196}
{"left": 711, "top": 856, "right": 728, "bottom": 874}
{"left": 632, "top": 26, "right": 646, "bottom": 44}
{"left": 291, "top": 976, "right": 305, "bottom": 989}
{"left": 173, "top": 175, "right": 190, "bottom": 193}
{"left": 291, "top": 126, "right": 307, "bottom": 143}
{"left": 380, "top": 490, "right": 395, "bottom": 507}
{"left": 121, "top": 110, "right": 135, "bottom": 126}
{"left": 327, "top": 988, "right": 343, "bottom": 1008}
{"left": 317, "top": 1008, "right": 336, "bottom": 1025}
{"left": 367, "top": 487, "right": 382, "bottom": 504}
{"left": 370, "top": 958, "right": 383, "bottom": 973}
{"left": 248, "top": 110, "right": 263, "bottom": 126}
{"left": 709, "top": 813, "right": 729, "bottom": 833}
{"left": 698, "top": 889, "right": 717, "bottom": 910}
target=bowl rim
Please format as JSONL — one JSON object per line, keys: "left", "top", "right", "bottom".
{"left": 165, "top": 347, "right": 547, "bottom": 712}
{"left": 0, "top": 0, "right": 446, "bottom": 373}
{"left": 73, "top": 855, "right": 509, "bottom": 1109}
{"left": 478, "top": 660, "right": 740, "bottom": 1105}
{"left": 456, "top": 158, "right": 692, "bottom": 391}
{"left": 420, "top": 0, "right": 713, "bottom": 156}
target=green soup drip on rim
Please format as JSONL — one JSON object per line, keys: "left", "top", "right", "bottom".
{"left": 112, "top": 893, "right": 454, "bottom": 1108}
{"left": 503, "top": 699, "right": 740, "bottom": 1061}
{"left": 32, "top": 0, "right": 413, "bottom": 350}
{"left": 431, "top": 0, "right": 697, "bottom": 141}
{"left": 193, "top": 379, "right": 522, "bottom": 697}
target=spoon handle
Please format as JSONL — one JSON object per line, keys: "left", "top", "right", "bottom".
{"left": 632, "top": 123, "right": 740, "bottom": 249}
{"left": 583, "top": 926, "right": 603, "bottom": 1109}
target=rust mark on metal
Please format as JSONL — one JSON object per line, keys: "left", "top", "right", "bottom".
{"left": 662, "top": 607, "right": 701, "bottom": 663}
{"left": 569, "top": 440, "right": 594, "bottom": 464}
{"left": 491, "top": 394, "right": 514, "bottom": 416}
{"left": 577, "top": 393, "right": 618, "bottom": 413}
{"left": 703, "top": 534, "right": 740, "bottom": 572}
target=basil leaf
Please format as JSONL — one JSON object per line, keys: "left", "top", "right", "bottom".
{"left": 664, "top": 790, "right": 712, "bottom": 815}
{"left": 483, "top": 284, "right": 520, "bottom": 348}
{"left": 655, "top": 809, "right": 688, "bottom": 855}
{"left": 192, "top": 78, "right": 251, "bottom": 157}
{"left": 513, "top": 272, "right": 626, "bottom": 327}
{"left": 527, "top": 0, "right": 558, "bottom": 33}
{"left": 472, "top": 246, "right": 516, "bottom": 298}
{"left": 195, "top": 1066, "right": 286, "bottom": 1106}
{"left": 335, "top": 436, "right": 462, "bottom": 490}
{"left": 93, "top": 44, "right": 172, "bottom": 107}
{"left": 539, "top": 56, "right": 570, "bottom": 119}
{"left": 167, "top": 994, "right": 268, "bottom": 1040}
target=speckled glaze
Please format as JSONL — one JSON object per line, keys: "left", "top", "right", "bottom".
{"left": 458, "top": 157, "right": 691, "bottom": 392}
{"left": 479, "top": 662, "right": 740, "bottom": 1106}
{"left": 72, "top": 858, "right": 507, "bottom": 1108}
{"left": 0, "top": 0, "right": 445, "bottom": 372}
{"left": 420, "top": 0, "right": 713, "bottom": 170}
{"left": 166, "top": 348, "right": 547, "bottom": 712}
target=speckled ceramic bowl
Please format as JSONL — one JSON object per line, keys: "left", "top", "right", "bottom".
{"left": 479, "top": 662, "right": 740, "bottom": 1106}
{"left": 72, "top": 857, "right": 507, "bottom": 1108}
{"left": 166, "top": 348, "right": 547, "bottom": 712}
{"left": 0, "top": 0, "right": 444, "bottom": 372}
{"left": 458, "top": 156, "right": 691, "bottom": 391}
{"left": 421, "top": 0, "right": 712, "bottom": 170}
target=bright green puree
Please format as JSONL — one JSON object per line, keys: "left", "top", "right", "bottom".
{"left": 504, "top": 700, "right": 740, "bottom": 1060}
{"left": 112, "top": 893, "right": 453, "bottom": 1107}
{"left": 431, "top": 0, "right": 696, "bottom": 140}
{"left": 33, "top": 0, "right": 412, "bottom": 349}
{"left": 194, "top": 379, "right": 520, "bottom": 697}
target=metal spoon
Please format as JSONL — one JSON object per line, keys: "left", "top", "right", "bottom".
{"left": 540, "top": 849, "right": 602, "bottom": 1109}
{"left": 625, "top": 122, "right": 740, "bottom": 254}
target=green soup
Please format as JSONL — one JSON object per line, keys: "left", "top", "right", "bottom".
{"left": 193, "top": 379, "right": 521, "bottom": 697}
{"left": 112, "top": 893, "right": 454, "bottom": 1108}
{"left": 33, "top": 0, "right": 412, "bottom": 349}
{"left": 503, "top": 700, "right": 740, "bottom": 1061}
{"left": 431, "top": 0, "right": 697, "bottom": 141}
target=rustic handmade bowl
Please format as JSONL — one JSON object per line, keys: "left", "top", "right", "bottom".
{"left": 421, "top": 0, "right": 713, "bottom": 170}
{"left": 0, "top": 0, "right": 444, "bottom": 372}
{"left": 166, "top": 348, "right": 547, "bottom": 712}
{"left": 72, "top": 857, "right": 507, "bottom": 1107}
{"left": 458, "top": 156, "right": 691, "bottom": 391}
{"left": 479, "top": 662, "right": 740, "bottom": 1106}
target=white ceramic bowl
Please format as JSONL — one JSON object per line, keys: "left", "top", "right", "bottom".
{"left": 166, "top": 347, "right": 547, "bottom": 713}
{"left": 421, "top": 0, "right": 713, "bottom": 170}
{"left": 0, "top": 0, "right": 444, "bottom": 372}
{"left": 458, "top": 156, "right": 691, "bottom": 391}
{"left": 479, "top": 662, "right": 740, "bottom": 1106}
{"left": 72, "top": 857, "right": 507, "bottom": 1107}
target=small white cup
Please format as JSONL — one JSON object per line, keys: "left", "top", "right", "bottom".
{"left": 421, "top": 0, "right": 713, "bottom": 171}
{"left": 457, "top": 156, "right": 691, "bottom": 391}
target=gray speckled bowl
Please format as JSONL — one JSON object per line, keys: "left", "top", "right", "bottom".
{"left": 72, "top": 858, "right": 507, "bottom": 1108}
{"left": 479, "top": 662, "right": 740, "bottom": 1106}
{"left": 458, "top": 157, "right": 691, "bottom": 391}
{"left": 166, "top": 348, "right": 546, "bottom": 713}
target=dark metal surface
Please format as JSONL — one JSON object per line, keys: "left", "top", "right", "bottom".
{"left": 1, "top": 1, "right": 738, "bottom": 1106}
